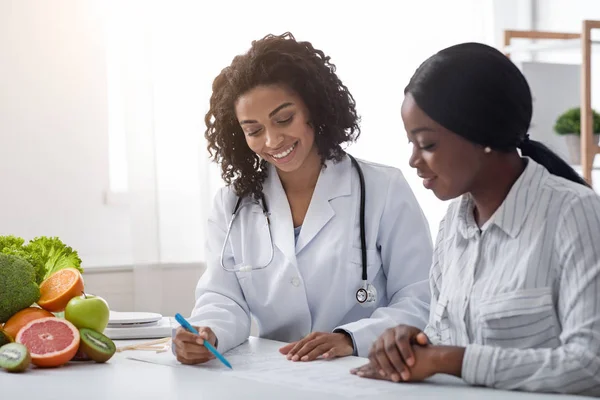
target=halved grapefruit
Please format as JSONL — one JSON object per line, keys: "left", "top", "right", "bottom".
{"left": 3, "top": 307, "right": 54, "bottom": 340}
{"left": 37, "top": 268, "right": 85, "bottom": 312}
{"left": 16, "top": 317, "right": 80, "bottom": 367}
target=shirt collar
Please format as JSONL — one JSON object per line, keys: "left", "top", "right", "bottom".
{"left": 457, "top": 158, "right": 548, "bottom": 239}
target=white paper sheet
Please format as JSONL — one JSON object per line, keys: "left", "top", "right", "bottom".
{"left": 224, "top": 346, "right": 397, "bottom": 397}
{"left": 126, "top": 344, "right": 398, "bottom": 397}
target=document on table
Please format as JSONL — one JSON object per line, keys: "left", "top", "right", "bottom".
{"left": 126, "top": 344, "right": 399, "bottom": 397}
{"left": 224, "top": 346, "right": 398, "bottom": 397}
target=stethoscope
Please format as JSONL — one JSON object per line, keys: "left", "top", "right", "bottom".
{"left": 219, "top": 154, "right": 377, "bottom": 306}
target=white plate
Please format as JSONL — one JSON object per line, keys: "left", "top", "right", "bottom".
{"left": 104, "top": 317, "right": 173, "bottom": 340}
{"left": 108, "top": 310, "right": 162, "bottom": 326}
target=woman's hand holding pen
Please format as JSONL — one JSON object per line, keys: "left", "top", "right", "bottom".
{"left": 173, "top": 326, "right": 218, "bottom": 365}
{"left": 279, "top": 332, "right": 354, "bottom": 361}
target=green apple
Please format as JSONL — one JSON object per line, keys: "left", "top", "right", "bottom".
{"left": 64, "top": 293, "right": 110, "bottom": 333}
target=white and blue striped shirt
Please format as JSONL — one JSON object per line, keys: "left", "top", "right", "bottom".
{"left": 424, "top": 158, "right": 600, "bottom": 396}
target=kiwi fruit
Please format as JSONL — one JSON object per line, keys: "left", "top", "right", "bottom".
{"left": 71, "top": 347, "right": 92, "bottom": 362}
{"left": 0, "top": 330, "right": 13, "bottom": 347}
{"left": 0, "top": 343, "right": 31, "bottom": 372}
{"left": 79, "top": 328, "right": 116, "bottom": 363}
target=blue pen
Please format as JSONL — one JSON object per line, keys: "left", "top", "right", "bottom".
{"left": 174, "top": 313, "right": 232, "bottom": 369}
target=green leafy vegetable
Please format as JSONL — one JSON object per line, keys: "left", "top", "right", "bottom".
{"left": 0, "top": 235, "right": 25, "bottom": 250}
{"left": 24, "top": 237, "right": 83, "bottom": 282}
{"left": 0, "top": 235, "right": 83, "bottom": 285}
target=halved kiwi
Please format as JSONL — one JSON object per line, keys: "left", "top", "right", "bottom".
{"left": 79, "top": 328, "right": 116, "bottom": 363}
{"left": 71, "top": 347, "right": 92, "bottom": 362}
{"left": 0, "top": 343, "right": 31, "bottom": 372}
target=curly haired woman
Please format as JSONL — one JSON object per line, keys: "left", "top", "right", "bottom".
{"left": 172, "top": 33, "right": 433, "bottom": 365}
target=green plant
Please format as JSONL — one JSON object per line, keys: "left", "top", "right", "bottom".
{"left": 553, "top": 107, "right": 600, "bottom": 135}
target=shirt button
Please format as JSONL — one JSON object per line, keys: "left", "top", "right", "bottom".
{"left": 291, "top": 277, "right": 300, "bottom": 287}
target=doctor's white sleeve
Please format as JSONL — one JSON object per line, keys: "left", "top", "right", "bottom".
{"left": 178, "top": 188, "right": 252, "bottom": 354}
{"left": 335, "top": 170, "right": 433, "bottom": 357}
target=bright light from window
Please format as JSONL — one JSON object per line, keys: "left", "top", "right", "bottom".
{"left": 105, "top": 2, "right": 128, "bottom": 193}
{"left": 103, "top": 0, "right": 493, "bottom": 258}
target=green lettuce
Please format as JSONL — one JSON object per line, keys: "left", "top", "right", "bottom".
{"left": 0, "top": 235, "right": 83, "bottom": 284}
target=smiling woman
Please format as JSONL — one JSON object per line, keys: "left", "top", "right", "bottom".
{"left": 353, "top": 42, "right": 600, "bottom": 397}
{"left": 171, "top": 32, "right": 434, "bottom": 366}
{"left": 205, "top": 32, "right": 360, "bottom": 199}
{"left": 235, "top": 87, "right": 321, "bottom": 199}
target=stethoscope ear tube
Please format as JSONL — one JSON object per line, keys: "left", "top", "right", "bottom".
{"left": 220, "top": 195, "right": 274, "bottom": 272}
{"left": 348, "top": 154, "right": 368, "bottom": 283}
{"left": 221, "top": 154, "right": 376, "bottom": 305}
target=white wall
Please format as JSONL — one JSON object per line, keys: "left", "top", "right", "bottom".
{"left": 491, "top": 0, "right": 534, "bottom": 48}
{"left": 83, "top": 263, "right": 205, "bottom": 317}
{"left": 532, "top": 0, "right": 600, "bottom": 110}
{"left": 0, "top": 0, "right": 133, "bottom": 267}
{"left": 534, "top": 0, "right": 600, "bottom": 32}
{"left": 530, "top": 0, "right": 600, "bottom": 179}
{"left": 520, "top": 62, "right": 580, "bottom": 160}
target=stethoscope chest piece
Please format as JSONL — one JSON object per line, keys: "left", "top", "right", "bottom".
{"left": 223, "top": 154, "right": 376, "bottom": 307}
{"left": 356, "top": 281, "right": 377, "bottom": 307}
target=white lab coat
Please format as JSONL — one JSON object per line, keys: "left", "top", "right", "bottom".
{"left": 187, "top": 155, "right": 433, "bottom": 357}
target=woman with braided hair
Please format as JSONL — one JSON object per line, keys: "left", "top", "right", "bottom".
{"left": 173, "top": 33, "right": 433, "bottom": 366}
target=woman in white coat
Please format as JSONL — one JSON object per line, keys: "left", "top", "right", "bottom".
{"left": 173, "top": 32, "right": 433, "bottom": 364}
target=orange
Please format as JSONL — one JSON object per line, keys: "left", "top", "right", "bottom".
{"left": 37, "top": 268, "right": 85, "bottom": 312}
{"left": 3, "top": 307, "right": 54, "bottom": 339}
{"left": 16, "top": 317, "right": 80, "bottom": 367}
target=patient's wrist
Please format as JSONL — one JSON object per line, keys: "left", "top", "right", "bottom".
{"left": 435, "top": 346, "right": 465, "bottom": 377}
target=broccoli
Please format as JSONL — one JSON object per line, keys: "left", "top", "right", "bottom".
{"left": 1, "top": 249, "right": 44, "bottom": 285}
{"left": 0, "top": 235, "right": 44, "bottom": 284}
{"left": 0, "top": 254, "right": 41, "bottom": 323}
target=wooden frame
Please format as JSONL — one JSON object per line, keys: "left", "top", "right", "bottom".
{"left": 504, "top": 21, "right": 600, "bottom": 185}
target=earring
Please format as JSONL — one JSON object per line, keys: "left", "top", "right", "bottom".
{"left": 484, "top": 147, "right": 491, "bottom": 154}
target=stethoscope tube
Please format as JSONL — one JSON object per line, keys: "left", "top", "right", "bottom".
{"left": 220, "top": 154, "right": 376, "bottom": 305}
{"left": 349, "top": 155, "right": 368, "bottom": 282}
{"left": 348, "top": 154, "right": 377, "bottom": 306}
{"left": 220, "top": 193, "right": 274, "bottom": 272}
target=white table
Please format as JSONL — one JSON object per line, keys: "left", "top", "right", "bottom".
{"left": 0, "top": 337, "right": 588, "bottom": 399}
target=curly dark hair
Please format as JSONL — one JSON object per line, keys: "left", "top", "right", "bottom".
{"left": 204, "top": 32, "right": 361, "bottom": 198}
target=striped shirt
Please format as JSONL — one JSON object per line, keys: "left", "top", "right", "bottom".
{"left": 424, "top": 158, "right": 600, "bottom": 396}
